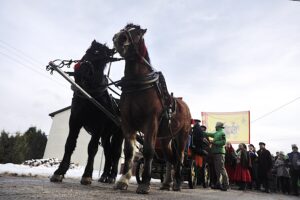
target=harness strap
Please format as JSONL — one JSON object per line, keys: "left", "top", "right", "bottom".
{"left": 118, "top": 71, "right": 159, "bottom": 93}
{"left": 124, "top": 29, "right": 156, "bottom": 73}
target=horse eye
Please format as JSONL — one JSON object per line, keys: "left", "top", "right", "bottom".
{"left": 119, "top": 34, "right": 127, "bottom": 44}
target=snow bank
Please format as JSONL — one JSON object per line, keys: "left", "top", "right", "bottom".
{"left": 0, "top": 163, "right": 93, "bottom": 179}
{"left": 0, "top": 158, "right": 100, "bottom": 180}
{"left": 22, "top": 158, "right": 78, "bottom": 169}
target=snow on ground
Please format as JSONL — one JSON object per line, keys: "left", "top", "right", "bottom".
{"left": 0, "top": 163, "right": 95, "bottom": 180}
{"left": 0, "top": 159, "right": 160, "bottom": 184}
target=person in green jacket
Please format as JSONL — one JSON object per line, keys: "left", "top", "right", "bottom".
{"left": 205, "top": 122, "right": 229, "bottom": 191}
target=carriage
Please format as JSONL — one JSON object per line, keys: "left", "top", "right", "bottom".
{"left": 134, "top": 129, "right": 210, "bottom": 189}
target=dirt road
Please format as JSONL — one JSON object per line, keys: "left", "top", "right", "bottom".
{"left": 0, "top": 175, "right": 298, "bottom": 200}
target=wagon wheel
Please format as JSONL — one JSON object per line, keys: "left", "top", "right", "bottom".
{"left": 188, "top": 160, "right": 197, "bottom": 189}
{"left": 203, "top": 162, "right": 210, "bottom": 188}
{"left": 135, "top": 158, "right": 144, "bottom": 184}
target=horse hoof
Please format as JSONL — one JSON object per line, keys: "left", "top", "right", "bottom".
{"left": 81, "top": 177, "right": 92, "bottom": 185}
{"left": 107, "top": 177, "right": 116, "bottom": 184}
{"left": 172, "top": 184, "right": 181, "bottom": 192}
{"left": 98, "top": 176, "right": 107, "bottom": 183}
{"left": 50, "top": 174, "right": 64, "bottom": 182}
{"left": 114, "top": 182, "right": 128, "bottom": 190}
{"left": 136, "top": 183, "right": 151, "bottom": 194}
{"left": 160, "top": 184, "right": 171, "bottom": 191}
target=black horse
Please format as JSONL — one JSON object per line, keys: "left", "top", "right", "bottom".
{"left": 50, "top": 40, "right": 123, "bottom": 185}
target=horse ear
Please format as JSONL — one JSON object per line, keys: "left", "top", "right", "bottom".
{"left": 92, "top": 40, "right": 97, "bottom": 45}
{"left": 141, "top": 29, "right": 147, "bottom": 35}
{"left": 110, "top": 48, "right": 116, "bottom": 55}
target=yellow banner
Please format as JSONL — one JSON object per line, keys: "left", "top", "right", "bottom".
{"left": 201, "top": 111, "right": 250, "bottom": 144}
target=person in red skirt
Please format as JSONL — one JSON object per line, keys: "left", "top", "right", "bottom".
{"left": 234, "top": 143, "right": 252, "bottom": 190}
{"left": 225, "top": 142, "right": 237, "bottom": 184}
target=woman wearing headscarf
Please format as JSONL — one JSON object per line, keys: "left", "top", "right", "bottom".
{"left": 247, "top": 144, "right": 258, "bottom": 189}
{"left": 233, "top": 143, "right": 252, "bottom": 190}
{"left": 225, "top": 142, "right": 236, "bottom": 184}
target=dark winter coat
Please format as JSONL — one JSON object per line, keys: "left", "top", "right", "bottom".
{"left": 287, "top": 151, "right": 300, "bottom": 171}
{"left": 257, "top": 148, "right": 273, "bottom": 178}
{"left": 248, "top": 150, "right": 258, "bottom": 168}
{"left": 191, "top": 123, "right": 209, "bottom": 155}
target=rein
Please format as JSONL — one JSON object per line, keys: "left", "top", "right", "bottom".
{"left": 115, "top": 29, "right": 161, "bottom": 94}
{"left": 47, "top": 61, "right": 121, "bottom": 126}
{"left": 123, "top": 29, "right": 156, "bottom": 73}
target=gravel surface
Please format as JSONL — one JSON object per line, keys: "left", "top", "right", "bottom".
{"left": 0, "top": 174, "right": 298, "bottom": 200}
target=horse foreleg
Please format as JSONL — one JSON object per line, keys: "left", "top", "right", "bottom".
{"left": 136, "top": 123, "right": 157, "bottom": 194}
{"left": 50, "top": 117, "right": 81, "bottom": 182}
{"left": 81, "top": 132, "right": 101, "bottom": 185}
{"left": 114, "top": 133, "right": 135, "bottom": 190}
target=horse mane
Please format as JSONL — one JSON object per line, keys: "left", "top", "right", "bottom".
{"left": 86, "top": 40, "right": 109, "bottom": 54}
{"left": 81, "top": 40, "right": 112, "bottom": 61}
{"left": 125, "top": 23, "right": 141, "bottom": 30}
{"left": 139, "top": 39, "right": 150, "bottom": 63}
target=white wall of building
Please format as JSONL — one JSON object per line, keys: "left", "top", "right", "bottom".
{"left": 43, "top": 108, "right": 106, "bottom": 175}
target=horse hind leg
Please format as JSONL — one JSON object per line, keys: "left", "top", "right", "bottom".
{"left": 98, "top": 135, "right": 112, "bottom": 183}
{"left": 114, "top": 132, "right": 136, "bottom": 190}
{"left": 160, "top": 161, "right": 173, "bottom": 191}
{"left": 173, "top": 155, "right": 183, "bottom": 191}
{"left": 50, "top": 117, "right": 82, "bottom": 182}
{"left": 81, "top": 130, "right": 102, "bottom": 185}
{"left": 159, "top": 139, "right": 174, "bottom": 191}
{"left": 172, "top": 131, "right": 188, "bottom": 191}
{"left": 107, "top": 129, "right": 123, "bottom": 184}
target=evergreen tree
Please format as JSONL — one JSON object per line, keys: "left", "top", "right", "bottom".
{"left": 0, "top": 131, "right": 10, "bottom": 163}
{"left": 12, "top": 133, "right": 27, "bottom": 164}
{"left": 0, "top": 127, "right": 48, "bottom": 164}
{"left": 24, "top": 127, "right": 47, "bottom": 160}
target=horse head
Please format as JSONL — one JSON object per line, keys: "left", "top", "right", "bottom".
{"left": 75, "top": 40, "right": 115, "bottom": 91}
{"left": 113, "top": 24, "right": 148, "bottom": 60}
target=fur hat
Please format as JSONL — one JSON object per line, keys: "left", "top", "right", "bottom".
{"left": 259, "top": 142, "right": 266, "bottom": 146}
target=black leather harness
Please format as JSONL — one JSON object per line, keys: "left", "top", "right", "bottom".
{"left": 117, "top": 71, "right": 159, "bottom": 93}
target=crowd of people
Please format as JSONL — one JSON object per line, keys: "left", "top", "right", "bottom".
{"left": 189, "top": 120, "right": 300, "bottom": 196}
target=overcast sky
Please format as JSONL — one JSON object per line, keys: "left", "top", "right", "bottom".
{"left": 0, "top": 0, "right": 299, "bottom": 154}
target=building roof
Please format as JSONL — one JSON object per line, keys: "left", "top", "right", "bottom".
{"left": 49, "top": 106, "right": 71, "bottom": 117}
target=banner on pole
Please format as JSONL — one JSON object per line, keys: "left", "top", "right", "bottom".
{"left": 201, "top": 111, "right": 250, "bottom": 144}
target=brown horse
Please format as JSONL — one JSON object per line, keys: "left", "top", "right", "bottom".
{"left": 112, "top": 24, "right": 191, "bottom": 194}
